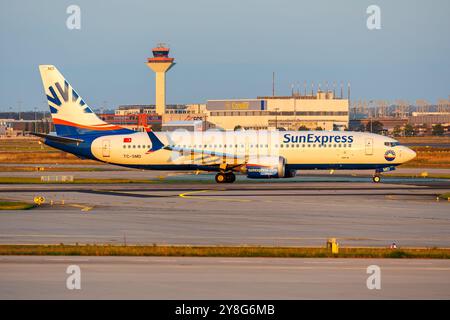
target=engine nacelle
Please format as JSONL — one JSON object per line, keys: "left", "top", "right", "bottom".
{"left": 246, "top": 156, "right": 286, "bottom": 179}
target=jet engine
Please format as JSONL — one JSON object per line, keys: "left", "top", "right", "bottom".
{"left": 245, "top": 156, "right": 286, "bottom": 179}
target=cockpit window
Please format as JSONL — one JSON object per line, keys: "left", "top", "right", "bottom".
{"left": 384, "top": 142, "right": 401, "bottom": 147}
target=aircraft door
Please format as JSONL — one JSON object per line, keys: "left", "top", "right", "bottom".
{"left": 102, "top": 139, "right": 111, "bottom": 157}
{"left": 365, "top": 138, "right": 373, "bottom": 155}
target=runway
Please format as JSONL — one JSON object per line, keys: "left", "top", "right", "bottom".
{"left": 0, "top": 176, "right": 449, "bottom": 247}
{"left": 0, "top": 256, "right": 449, "bottom": 299}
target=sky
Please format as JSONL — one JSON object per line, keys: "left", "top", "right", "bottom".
{"left": 0, "top": 0, "right": 449, "bottom": 112}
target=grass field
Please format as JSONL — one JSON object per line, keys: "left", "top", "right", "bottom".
{"left": 0, "top": 201, "right": 35, "bottom": 210}
{"left": 0, "top": 138, "right": 99, "bottom": 164}
{"left": 403, "top": 146, "right": 450, "bottom": 168}
{"left": 386, "top": 172, "right": 450, "bottom": 179}
{"left": 0, "top": 244, "right": 448, "bottom": 259}
{"left": 439, "top": 192, "right": 450, "bottom": 200}
{"left": 397, "top": 136, "right": 450, "bottom": 145}
{"left": 0, "top": 177, "right": 154, "bottom": 184}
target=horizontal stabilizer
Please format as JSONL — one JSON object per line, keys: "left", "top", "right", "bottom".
{"left": 31, "top": 132, "right": 84, "bottom": 144}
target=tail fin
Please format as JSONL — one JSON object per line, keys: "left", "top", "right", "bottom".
{"left": 39, "top": 65, "right": 130, "bottom": 136}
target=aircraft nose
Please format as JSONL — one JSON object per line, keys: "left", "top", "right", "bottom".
{"left": 404, "top": 147, "right": 416, "bottom": 162}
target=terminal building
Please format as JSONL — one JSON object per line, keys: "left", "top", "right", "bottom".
{"left": 206, "top": 91, "right": 349, "bottom": 131}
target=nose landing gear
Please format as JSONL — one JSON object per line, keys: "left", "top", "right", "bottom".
{"left": 372, "top": 175, "right": 381, "bottom": 183}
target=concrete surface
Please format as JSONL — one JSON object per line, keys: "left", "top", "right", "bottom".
{"left": 0, "top": 179, "right": 449, "bottom": 247}
{"left": 0, "top": 256, "right": 449, "bottom": 299}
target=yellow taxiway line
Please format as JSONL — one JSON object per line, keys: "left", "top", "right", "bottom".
{"left": 179, "top": 189, "right": 251, "bottom": 202}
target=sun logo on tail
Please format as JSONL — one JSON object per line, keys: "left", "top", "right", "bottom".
{"left": 46, "top": 81, "right": 93, "bottom": 114}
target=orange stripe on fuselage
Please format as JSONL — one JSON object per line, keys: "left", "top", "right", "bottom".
{"left": 52, "top": 118, "right": 124, "bottom": 131}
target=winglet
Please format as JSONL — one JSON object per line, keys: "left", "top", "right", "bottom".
{"left": 146, "top": 130, "right": 165, "bottom": 153}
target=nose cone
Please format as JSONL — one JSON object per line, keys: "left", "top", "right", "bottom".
{"left": 404, "top": 147, "right": 417, "bottom": 162}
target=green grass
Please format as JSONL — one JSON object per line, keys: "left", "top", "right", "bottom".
{"left": 0, "top": 166, "right": 127, "bottom": 172}
{"left": 439, "top": 192, "right": 450, "bottom": 200}
{"left": 0, "top": 201, "right": 35, "bottom": 210}
{"left": 0, "top": 245, "right": 449, "bottom": 259}
{"left": 0, "top": 177, "right": 154, "bottom": 184}
{"left": 386, "top": 173, "right": 450, "bottom": 179}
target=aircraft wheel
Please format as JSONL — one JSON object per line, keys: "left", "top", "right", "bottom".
{"left": 215, "top": 173, "right": 226, "bottom": 183}
{"left": 226, "top": 173, "right": 236, "bottom": 183}
{"left": 372, "top": 175, "right": 381, "bottom": 183}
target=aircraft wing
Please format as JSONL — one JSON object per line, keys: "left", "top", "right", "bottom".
{"left": 163, "top": 145, "right": 246, "bottom": 160}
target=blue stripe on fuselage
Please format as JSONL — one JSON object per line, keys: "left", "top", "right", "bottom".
{"left": 44, "top": 136, "right": 96, "bottom": 160}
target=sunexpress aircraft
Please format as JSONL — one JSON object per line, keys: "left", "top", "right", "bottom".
{"left": 34, "top": 65, "right": 417, "bottom": 183}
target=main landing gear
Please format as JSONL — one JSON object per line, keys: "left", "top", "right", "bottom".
{"left": 215, "top": 172, "right": 236, "bottom": 183}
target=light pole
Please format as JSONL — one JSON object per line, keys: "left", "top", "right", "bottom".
{"left": 275, "top": 107, "right": 279, "bottom": 130}
{"left": 34, "top": 107, "right": 37, "bottom": 132}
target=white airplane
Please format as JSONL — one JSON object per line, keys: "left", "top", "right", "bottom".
{"left": 33, "top": 65, "right": 416, "bottom": 183}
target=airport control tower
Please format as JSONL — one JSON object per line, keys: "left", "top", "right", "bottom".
{"left": 146, "top": 44, "right": 175, "bottom": 115}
